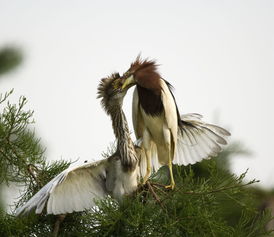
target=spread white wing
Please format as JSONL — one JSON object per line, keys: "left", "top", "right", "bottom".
{"left": 173, "top": 113, "right": 231, "bottom": 166}
{"left": 160, "top": 81, "right": 230, "bottom": 166}
{"left": 16, "top": 159, "right": 109, "bottom": 215}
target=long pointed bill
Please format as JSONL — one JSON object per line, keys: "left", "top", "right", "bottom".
{"left": 121, "top": 75, "right": 135, "bottom": 90}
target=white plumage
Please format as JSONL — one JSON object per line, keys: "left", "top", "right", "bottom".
{"left": 173, "top": 113, "right": 230, "bottom": 166}
{"left": 16, "top": 157, "right": 139, "bottom": 215}
{"left": 16, "top": 74, "right": 142, "bottom": 216}
{"left": 16, "top": 160, "right": 107, "bottom": 215}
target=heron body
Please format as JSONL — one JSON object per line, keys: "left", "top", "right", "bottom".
{"left": 16, "top": 73, "right": 140, "bottom": 215}
{"left": 121, "top": 57, "right": 230, "bottom": 188}
{"left": 134, "top": 79, "right": 178, "bottom": 166}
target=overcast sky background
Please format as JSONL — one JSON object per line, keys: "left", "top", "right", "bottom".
{"left": 0, "top": 0, "right": 274, "bottom": 190}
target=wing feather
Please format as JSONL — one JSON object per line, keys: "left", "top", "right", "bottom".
{"left": 174, "top": 113, "right": 230, "bottom": 165}
{"left": 16, "top": 159, "right": 108, "bottom": 215}
{"left": 160, "top": 79, "right": 178, "bottom": 148}
{"left": 132, "top": 88, "right": 144, "bottom": 139}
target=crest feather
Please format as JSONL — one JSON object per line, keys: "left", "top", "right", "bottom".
{"left": 129, "top": 55, "right": 159, "bottom": 73}
{"left": 97, "top": 72, "right": 121, "bottom": 113}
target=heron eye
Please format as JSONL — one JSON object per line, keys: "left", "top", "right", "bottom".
{"left": 112, "top": 79, "right": 122, "bottom": 90}
{"left": 125, "top": 72, "right": 133, "bottom": 79}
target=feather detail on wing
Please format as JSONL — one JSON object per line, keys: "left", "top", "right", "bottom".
{"left": 173, "top": 113, "right": 231, "bottom": 166}
{"left": 16, "top": 159, "right": 108, "bottom": 216}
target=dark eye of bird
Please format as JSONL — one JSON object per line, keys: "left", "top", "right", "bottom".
{"left": 112, "top": 79, "right": 122, "bottom": 90}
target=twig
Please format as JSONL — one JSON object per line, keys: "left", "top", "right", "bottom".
{"left": 0, "top": 147, "right": 13, "bottom": 163}
{"left": 182, "top": 181, "right": 258, "bottom": 195}
{"left": 149, "top": 182, "right": 166, "bottom": 188}
{"left": 6, "top": 139, "right": 28, "bottom": 166}
{"left": 27, "top": 164, "right": 41, "bottom": 187}
{"left": 6, "top": 97, "right": 26, "bottom": 140}
{"left": 0, "top": 89, "right": 13, "bottom": 104}
{"left": 5, "top": 138, "right": 42, "bottom": 186}
{"left": 161, "top": 181, "right": 258, "bottom": 203}
{"left": 147, "top": 181, "right": 165, "bottom": 210}
{"left": 151, "top": 184, "right": 169, "bottom": 196}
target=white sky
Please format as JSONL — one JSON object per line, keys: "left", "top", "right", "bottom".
{"left": 0, "top": 0, "right": 274, "bottom": 188}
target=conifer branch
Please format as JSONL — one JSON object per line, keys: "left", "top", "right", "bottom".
{"left": 160, "top": 179, "right": 259, "bottom": 204}
{"left": 27, "top": 164, "right": 41, "bottom": 187}
{"left": 182, "top": 180, "right": 259, "bottom": 195}
{"left": 0, "top": 91, "right": 271, "bottom": 236}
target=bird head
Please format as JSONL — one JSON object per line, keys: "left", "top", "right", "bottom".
{"left": 121, "top": 56, "right": 161, "bottom": 92}
{"left": 97, "top": 73, "right": 128, "bottom": 113}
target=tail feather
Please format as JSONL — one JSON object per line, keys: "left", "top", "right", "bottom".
{"left": 173, "top": 113, "right": 230, "bottom": 166}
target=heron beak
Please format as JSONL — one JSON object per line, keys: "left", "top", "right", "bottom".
{"left": 121, "top": 75, "right": 135, "bottom": 90}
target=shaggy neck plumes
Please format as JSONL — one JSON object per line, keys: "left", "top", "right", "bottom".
{"left": 109, "top": 105, "right": 138, "bottom": 171}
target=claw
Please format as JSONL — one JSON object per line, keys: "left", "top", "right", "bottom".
{"left": 164, "top": 184, "right": 175, "bottom": 190}
{"left": 142, "top": 174, "right": 149, "bottom": 185}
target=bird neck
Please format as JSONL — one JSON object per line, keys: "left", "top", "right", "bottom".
{"left": 110, "top": 106, "right": 138, "bottom": 171}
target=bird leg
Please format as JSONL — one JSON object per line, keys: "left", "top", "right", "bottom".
{"left": 165, "top": 149, "right": 175, "bottom": 190}
{"left": 52, "top": 214, "right": 66, "bottom": 237}
{"left": 142, "top": 149, "right": 151, "bottom": 184}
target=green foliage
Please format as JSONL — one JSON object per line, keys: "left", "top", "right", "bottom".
{"left": 1, "top": 164, "right": 271, "bottom": 237}
{"left": 0, "top": 45, "right": 23, "bottom": 212}
{"left": 0, "top": 47, "right": 22, "bottom": 76}
{"left": 15, "top": 159, "right": 71, "bottom": 211}
{"left": 7, "top": 164, "right": 270, "bottom": 237}
{"left": 0, "top": 43, "right": 272, "bottom": 236}
{"left": 0, "top": 90, "right": 272, "bottom": 236}
{"left": 0, "top": 90, "right": 45, "bottom": 185}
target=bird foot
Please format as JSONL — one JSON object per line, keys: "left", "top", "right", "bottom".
{"left": 142, "top": 175, "right": 150, "bottom": 185}
{"left": 164, "top": 184, "right": 175, "bottom": 190}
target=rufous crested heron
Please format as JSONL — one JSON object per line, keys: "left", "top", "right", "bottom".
{"left": 120, "top": 56, "right": 230, "bottom": 189}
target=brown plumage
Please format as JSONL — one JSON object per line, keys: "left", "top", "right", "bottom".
{"left": 127, "top": 57, "right": 162, "bottom": 92}
{"left": 124, "top": 57, "right": 164, "bottom": 116}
